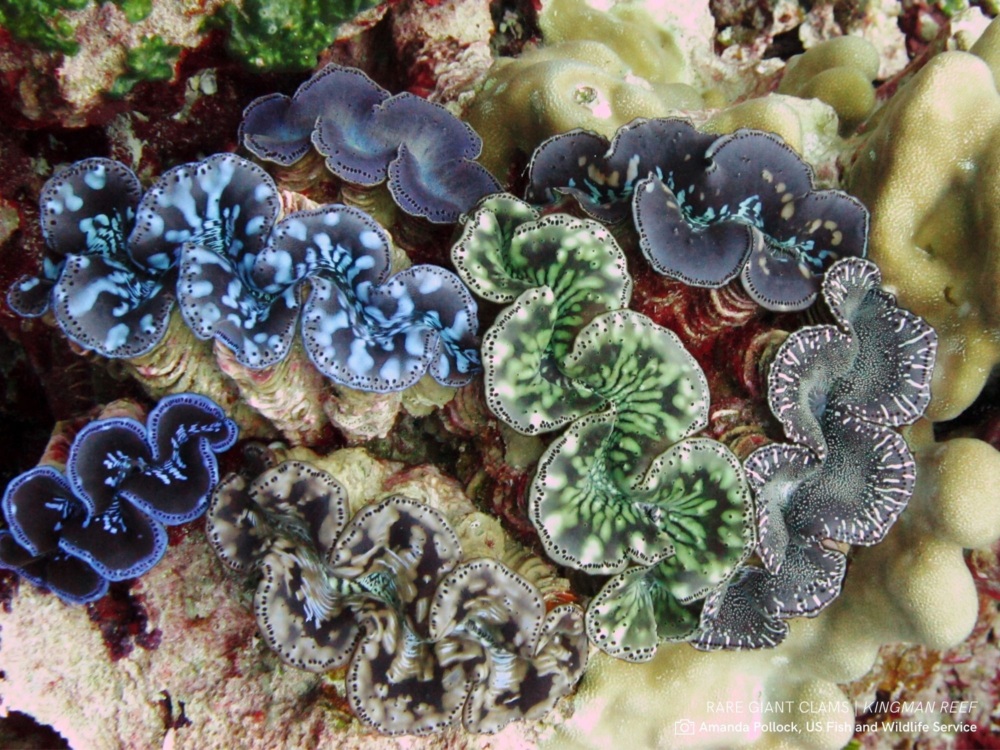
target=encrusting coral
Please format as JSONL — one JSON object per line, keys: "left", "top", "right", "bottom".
{"left": 214, "top": 0, "right": 382, "bottom": 72}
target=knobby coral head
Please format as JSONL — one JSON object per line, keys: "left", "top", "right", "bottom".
{"left": 207, "top": 460, "right": 587, "bottom": 735}
{"left": 0, "top": 394, "right": 237, "bottom": 604}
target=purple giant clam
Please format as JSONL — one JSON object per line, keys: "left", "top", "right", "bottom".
{"left": 239, "top": 63, "right": 501, "bottom": 224}
{"left": 526, "top": 118, "right": 869, "bottom": 311}
{"left": 0, "top": 393, "right": 237, "bottom": 604}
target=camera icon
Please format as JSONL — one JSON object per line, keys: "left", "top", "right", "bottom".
{"left": 674, "top": 719, "right": 696, "bottom": 736}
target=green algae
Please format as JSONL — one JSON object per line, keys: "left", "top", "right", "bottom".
{"left": 215, "top": 0, "right": 381, "bottom": 72}
{"left": 0, "top": 0, "right": 88, "bottom": 54}
{"left": 108, "top": 35, "right": 182, "bottom": 98}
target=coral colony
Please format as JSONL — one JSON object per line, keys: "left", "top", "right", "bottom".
{"left": 2, "top": 3, "right": 999, "bottom": 747}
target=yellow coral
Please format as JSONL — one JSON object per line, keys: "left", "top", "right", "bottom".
{"left": 778, "top": 36, "right": 879, "bottom": 132}
{"left": 845, "top": 39, "right": 1000, "bottom": 420}
{"left": 465, "top": 0, "right": 704, "bottom": 178}
{"left": 537, "top": 0, "right": 692, "bottom": 88}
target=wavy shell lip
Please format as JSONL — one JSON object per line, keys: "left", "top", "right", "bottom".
{"left": 3, "top": 467, "right": 86, "bottom": 558}
{"left": 39, "top": 157, "right": 143, "bottom": 259}
{"left": 0, "top": 530, "right": 109, "bottom": 605}
{"left": 310, "top": 84, "right": 500, "bottom": 223}
{"left": 348, "top": 607, "right": 477, "bottom": 735}
{"left": 299, "top": 247, "right": 482, "bottom": 392}
{"left": 11, "top": 144, "right": 486, "bottom": 389}
{"left": 634, "top": 174, "right": 757, "bottom": 287}
{"left": 690, "top": 567, "right": 788, "bottom": 651}
{"left": 427, "top": 559, "right": 587, "bottom": 735}
{"left": 563, "top": 433, "right": 753, "bottom": 659}
{"left": 328, "top": 495, "right": 464, "bottom": 628}
{"left": 8, "top": 157, "right": 175, "bottom": 357}
{"left": 744, "top": 442, "right": 819, "bottom": 575}
{"left": 351, "top": 558, "right": 588, "bottom": 736}
{"left": 240, "top": 65, "right": 389, "bottom": 166}
{"left": 7, "top": 267, "right": 59, "bottom": 318}
{"left": 761, "top": 537, "right": 846, "bottom": 618}
{"left": 157, "top": 174, "right": 484, "bottom": 383}
{"left": 784, "top": 410, "right": 916, "bottom": 548}
{"left": 206, "top": 459, "right": 587, "bottom": 735}
{"left": 9, "top": 158, "right": 141, "bottom": 318}
{"left": 178, "top": 240, "right": 301, "bottom": 369}
{"left": 129, "top": 153, "right": 280, "bottom": 273}
{"left": 451, "top": 193, "right": 542, "bottom": 304}
{"left": 312, "top": 88, "right": 500, "bottom": 223}
{"left": 456, "top": 189, "right": 756, "bottom": 662}
{"left": 241, "top": 63, "right": 499, "bottom": 224}
{"left": 821, "top": 258, "right": 937, "bottom": 426}
{"left": 767, "top": 324, "right": 855, "bottom": 460}
{"left": 739, "top": 187, "right": 870, "bottom": 312}
{"left": 527, "top": 120, "right": 869, "bottom": 312}
{"left": 139, "top": 154, "right": 286, "bottom": 368}
{"left": 208, "top": 456, "right": 358, "bottom": 574}
{"left": 455, "top": 197, "right": 633, "bottom": 435}
{"left": 585, "top": 565, "right": 665, "bottom": 662}
{"left": 53, "top": 254, "right": 175, "bottom": 358}
{"left": 526, "top": 118, "right": 715, "bottom": 223}
{"left": 684, "top": 536, "right": 848, "bottom": 651}
{"left": 767, "top": 260, "right": 936, "bottom": 462}
{"left": 206, "top": 473, "right": 265, "bottom": 573}
{"left": 728, "top": 257, "right": 937, "bottom": 649}
{"left": 0, "top": 394, "right": 237, "bottom": 600}
{"left": 256, "top": 543, "right": 365, "bottom": 671}
{"left": 635, "top": 128, "right": 869, "bottom": 312}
